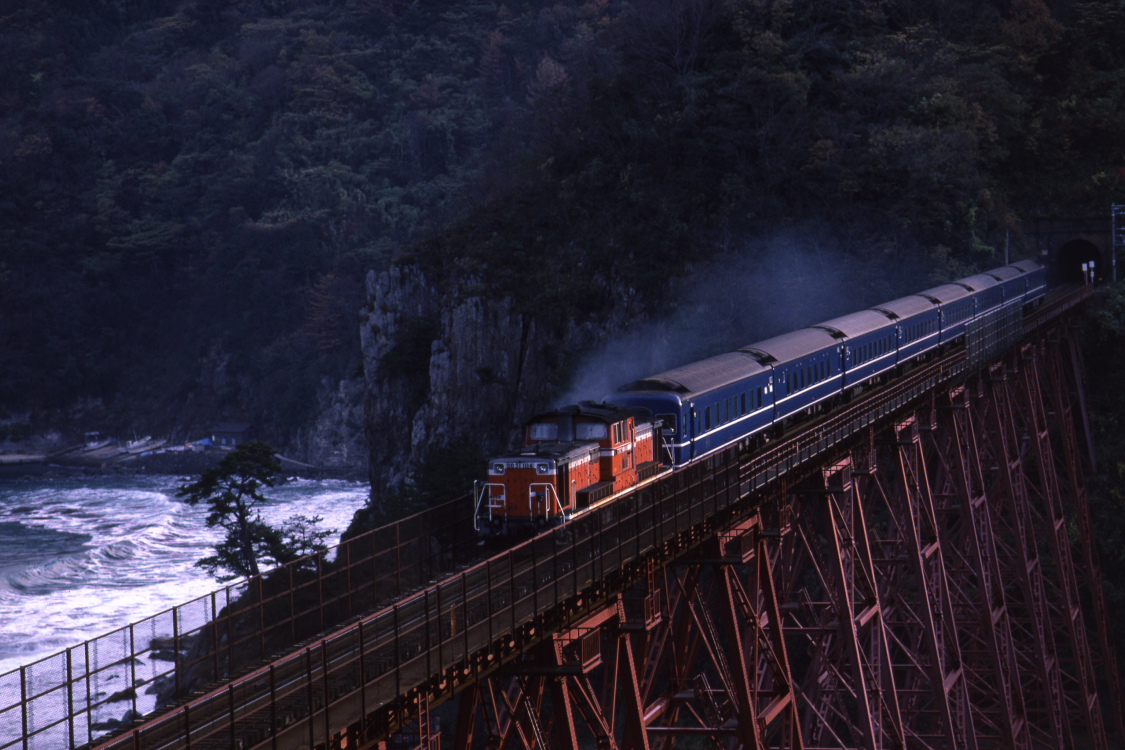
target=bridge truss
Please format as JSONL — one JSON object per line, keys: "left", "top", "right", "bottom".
{"left": 79, "top": 297, "right": 1122, "bottom": 750}
{"left": 408, "top": 328, "right": 1124, "bottom": 749}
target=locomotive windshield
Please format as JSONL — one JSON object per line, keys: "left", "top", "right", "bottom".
{"left": 575, "top": 423, "right": 608, "bottom": 440}
{"left": 528, "top": 423, "right": 558, "bottom": 440}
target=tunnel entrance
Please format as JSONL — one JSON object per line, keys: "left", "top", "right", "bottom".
{"left": 1055, "top": 239, "right": 1102, "bottom": 283}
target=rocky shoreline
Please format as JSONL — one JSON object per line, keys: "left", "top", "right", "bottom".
{"left": 0, "top": 448, "right": 366, "bottom": 481}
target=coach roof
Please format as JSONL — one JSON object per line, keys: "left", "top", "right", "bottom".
{"left": 740, "top": 327, "right": 840, "bottom": 366}
{"left": 618, "top": 351, "right": 767, "bottom": 396}
{"left": 813, "top": 309, "right": 895, "bottom": 339}
{"left": 872, "top": 294, "right": 937, "bottom": 319}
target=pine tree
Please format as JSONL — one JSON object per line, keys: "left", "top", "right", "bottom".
{"left": 177, "top": 441, "right": 332, "bottom": 581}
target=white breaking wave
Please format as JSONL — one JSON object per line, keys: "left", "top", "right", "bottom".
{"left": 0, "top": 474, "right": 369, "bottom": 677}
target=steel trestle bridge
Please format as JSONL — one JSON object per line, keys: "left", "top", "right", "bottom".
{"left": 4, "top": 285, "right": 1122, "bottom": 750}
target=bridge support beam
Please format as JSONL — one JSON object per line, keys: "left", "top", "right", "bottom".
{"left": 378, "top": 328, "right": 1121, "bottom": 750}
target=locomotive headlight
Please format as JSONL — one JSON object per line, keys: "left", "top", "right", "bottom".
{"left": 536, "top": 462, "right": 550, "bottom": 475}
{"left": 490, "top": 462, "right": 506, "bottom": 475}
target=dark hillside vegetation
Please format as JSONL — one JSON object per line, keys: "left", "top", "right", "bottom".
{"left": 1, "top": 0, "right": 619, "bottom": 441}
{"left": 410, "top": 0, "right": 1125, "bottom": 329}
{"left": 2, "top": 0, "right": 1125, "bottom": 452}
{"left": 4, "top": 0, "right": 1125, "bottom": 689}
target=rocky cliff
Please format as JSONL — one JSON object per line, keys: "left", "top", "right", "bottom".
{"left": 360, "top": 262, "right": 644, "bottom": 505}
{"left": 293, "top": 376, "right": 368, "bottom": 472}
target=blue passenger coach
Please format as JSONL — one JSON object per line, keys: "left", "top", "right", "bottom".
{"left": 740, "top": 328, "right": 843, "bottom": 424}
{"left": 989, "top": 265, "right": 1032, "bottom": 311}
{"left": 871, "top": 295, "right": 941, "bottom": 366}
{"left": 1010, "top": 260, "right": 1047, "bottom": 306}
{"left": 957, "top": 273, "right": 1003, "bottom": 314}
{"left": 919, "top": 283, "right": 975, "bottom": 344}
{"left": 608, "top": 260, "right": 1045, "bottom": 471}
{"left": 612, "top": 351, "right": 772, "bottom": 466}
{"left": 811, "top": 310, "right": 897, "bottom": 393}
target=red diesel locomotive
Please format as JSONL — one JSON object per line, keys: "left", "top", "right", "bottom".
{"left": 473, "top": 402, "right": 663, "bottom": 535}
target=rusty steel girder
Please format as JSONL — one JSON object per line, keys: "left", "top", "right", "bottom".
{"left": 411, "top": 328, "right": 1121, "bottom": 750}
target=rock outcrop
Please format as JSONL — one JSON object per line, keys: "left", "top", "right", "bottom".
{"left": 360, "top": 262, "right": 643, "bottom": 502}
{"left": 295, "top": 376, "right": 368, "bottom": 471}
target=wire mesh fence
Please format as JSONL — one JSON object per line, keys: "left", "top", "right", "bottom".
{"left": 0, "top": 494, "right": 475, "bottom": 750}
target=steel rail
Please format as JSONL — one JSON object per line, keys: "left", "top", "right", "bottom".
{"left": 79, "top": 284, "right": 1096, "bottom": 750}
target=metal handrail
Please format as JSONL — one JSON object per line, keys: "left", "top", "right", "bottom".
{"left": 0, "top": 494, "right": 475, "bottom": 750}
{"left": 4, "top": 286, "right": 1094, "bottom": 750}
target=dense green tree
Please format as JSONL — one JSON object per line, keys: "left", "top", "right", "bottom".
{"left": 176, "top": 441, "right": 332, "bottom": 581}
{"left": 3, "top": 0, "right": 1125, "bottom": 465}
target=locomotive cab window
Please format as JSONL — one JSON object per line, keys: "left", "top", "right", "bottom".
{"left": 529, "top": 423, "right": 558, "bottom": 441}
{"left": 576, "top": 423, "right": 608, "bottom": 440}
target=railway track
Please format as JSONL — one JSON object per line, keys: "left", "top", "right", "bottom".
{"left": 73, "top": 284, "right": 1097, "bottom": 750}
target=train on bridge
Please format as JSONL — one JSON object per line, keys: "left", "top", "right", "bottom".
{"left": 475, "top": 260, "right": 1046, "bottom": 535}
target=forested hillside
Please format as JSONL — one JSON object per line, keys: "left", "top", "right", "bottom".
{"left": 2, "top": 0, "right": 1124, "bottom": 453}
{"left": 2, "top": 0, "right": 608, "bottom": 444}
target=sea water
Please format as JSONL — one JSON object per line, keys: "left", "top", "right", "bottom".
{"left": 0, "top": 474, "right": 370, "bottom": 678}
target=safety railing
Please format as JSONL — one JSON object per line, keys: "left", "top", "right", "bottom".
{"left": 4, "top": 285, "right": 1093, "bottom": 750}
{"left": 89, "top": 443, "right": 749, "bottom": 750}
{"left": 0, "top": 495, "right": 475, "bottom": 750}
{"left": 86, "top": 339, "right": 998, "bottom": 749}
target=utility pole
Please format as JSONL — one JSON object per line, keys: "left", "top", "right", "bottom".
{"left": 1112, "top": 204, "right": 1125, "bottom": 282}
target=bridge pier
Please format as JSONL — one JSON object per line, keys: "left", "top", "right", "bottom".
{"left": 427, "top": 326, "right": 1121, "bottom": 750}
